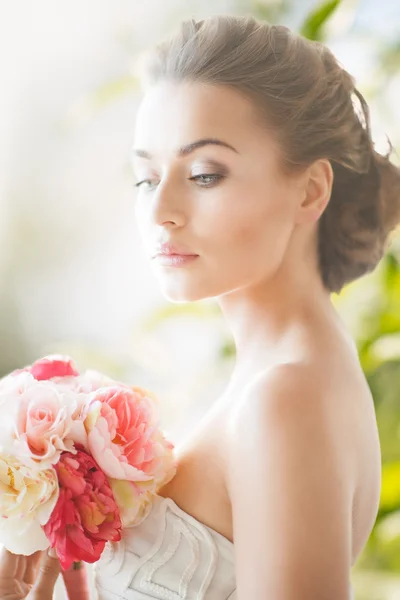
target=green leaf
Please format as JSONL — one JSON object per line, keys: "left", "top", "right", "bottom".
{"left": 380, "top": 462, "right": 400, "bottom": 514}
{"left": 300, "top": 0, "right": 342, "bottom": 41}
{"left": 368, "top": 360, "right": 400, "bottom": 463}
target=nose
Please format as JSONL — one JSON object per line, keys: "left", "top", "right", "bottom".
{"left": 149, "top": 179, "right": 187, "bottom": 227}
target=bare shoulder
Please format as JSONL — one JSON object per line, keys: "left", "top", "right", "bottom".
{"left": 224, "top": 360, "right": 381, "bottom": 598}
{"left": 227, "top": 359, "right": 357, "bottom": 448}
{"left": 226, "top": 360, "right": 361, "bottom": 483}
{"left": 227, "top": 355, "right": 378, "bottom": 466}
{"left": 226, "top": 357, "right": 381, "bottom": 510}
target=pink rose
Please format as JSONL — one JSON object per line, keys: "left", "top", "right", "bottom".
{"left": 16, "top": 381, "right": 83, "bottom": 467}
{"left": 85, "top": 387, "right": 176, "bottom": 487}
{"left": 0, "top": 372, "right": 85, "bottom": 468}
{"left": 43, "top": 449, "right": 122, "bottom": 570}
{"left": 0, "top": 356, "right": 88, "bottom": 465}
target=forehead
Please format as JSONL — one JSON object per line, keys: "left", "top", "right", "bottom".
{"left": 133, "top": 81, "right": 265, "bottom": 155}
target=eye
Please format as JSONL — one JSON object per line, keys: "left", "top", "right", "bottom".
{"left": 189, "top": 174, "right": 224, "bottom": 187}
{"left": 134, "top": 173, "right": 224, "bottom": 191}
{"left": 134, "top": 179, "right": 155, "bottom": 188}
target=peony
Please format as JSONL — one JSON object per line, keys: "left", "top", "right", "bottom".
{"left": 50, "top": 369, "right": 120, "bottom": 395}
{"left": 5, "top": 354, "right": 79, "bottom": 382}
{"left": 43, "top": 449, "right": 122, "bottom": 570}
{"left": 28, "top": 355, "right": 80, "bottom": 381}
{"left": 84, "top": 386, "right": 176, "bottom": 489}
{"left": 0, "top": 371, "right": 86, "bottom": 468}
{"left": 0, "top": 453, "right": 59, "bottom": 555}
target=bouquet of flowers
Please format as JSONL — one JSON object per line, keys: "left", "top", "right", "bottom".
{"left": 0, "top": 355, "right": 176, "bottom": 599}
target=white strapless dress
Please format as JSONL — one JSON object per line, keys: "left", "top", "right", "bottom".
{"left": 95, "top": 494, "right": 355, "bottom": 600}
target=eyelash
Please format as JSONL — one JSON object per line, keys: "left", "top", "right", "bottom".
{"left": 134, "top": 174, "right": 224, "bottom": 190}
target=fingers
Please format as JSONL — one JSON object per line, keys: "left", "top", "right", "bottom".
{"left": 29, "top": 549, "right": 61, "bottom": 600}
{"left": 0, "top": 578, "right": 31, "bottom": 599}
{"left": 23, "top": 552, "right": 43, "bottom": 587}
{"left": 0, "top": 548, "right": 42, "bottom": 585}
{"left": 0, "top": 547, "right": 24, "bottom": 580}
{"left": 0, "top": 548, "right": 60, "bottom": 599}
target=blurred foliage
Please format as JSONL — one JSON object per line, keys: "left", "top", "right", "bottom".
{"left": 63, "top": 74, "right": 138, "bottom": 129}
{"left": 299, "top": 0, "right": 341, "bottom": 40}
{"left": 249, "top": 0, "right": 291, "bottom": 23}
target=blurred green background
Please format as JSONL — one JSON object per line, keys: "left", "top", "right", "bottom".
{"left": 0, "top": 1, "right": 399, "bottom": 598}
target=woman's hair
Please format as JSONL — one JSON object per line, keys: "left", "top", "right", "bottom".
{"left": 136, "top": 14, "right": 400, "bottom": 293}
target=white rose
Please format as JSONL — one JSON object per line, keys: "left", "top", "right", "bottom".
{"left": 0, "top": 454, "right": 59, "bottom": 554}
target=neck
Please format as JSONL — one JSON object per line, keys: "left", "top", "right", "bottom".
{"left": 216, "top": 262, "right": 335, "bottom": 385}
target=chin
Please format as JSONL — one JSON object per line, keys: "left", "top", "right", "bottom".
{"left": 160, "top": 286, "right": 210, "bottom": 303}
{"left": 157, "top": 276, "right": 222, "bottom": 303}
{"left": 154, "top": 265, "right": 245, "bottom": 303}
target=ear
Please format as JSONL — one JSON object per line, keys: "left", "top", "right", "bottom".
{"left": 295, "top": 159, "right": 333, "bottom": 225}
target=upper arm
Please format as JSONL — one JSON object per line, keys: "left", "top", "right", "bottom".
{"left": 226, "top": 365, "right": 354, "bottom": 600}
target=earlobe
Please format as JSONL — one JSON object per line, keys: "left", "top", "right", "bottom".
{"left": 309, "top": 208, "right": 323, "bottom": 222}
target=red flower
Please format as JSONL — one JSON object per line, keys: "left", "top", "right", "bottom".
{"left": 43, "top": 449, "right": 122, "bottom": 570}
{"left": 29, "top": 356, "right": 79, "bottom": 381}
{"left": 10, "top": 355, "right": 79, "bottom": 381}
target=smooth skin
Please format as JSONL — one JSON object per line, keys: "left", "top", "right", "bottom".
{"left": 133, "top": 81, "right": 382, "bottom": 599}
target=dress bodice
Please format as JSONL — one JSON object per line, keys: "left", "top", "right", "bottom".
{"left": 95, "top": 495, "right": 237, "bottom": 599}
{"left": 95, "top": 494, "right": 356, "bottom": 599}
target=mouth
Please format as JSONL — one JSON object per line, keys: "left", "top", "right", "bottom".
{"left": 153, "top": 254, "right": 199, "bottom": 267}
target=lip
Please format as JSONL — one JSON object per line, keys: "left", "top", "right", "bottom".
{"left": 152, "top": 242, "right": 198, "bottom": 259}
{"left": 154, "top": 254, "right": 199, "bottom": 267}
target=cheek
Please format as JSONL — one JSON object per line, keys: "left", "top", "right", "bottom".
{"left": 212, "top": 188, "right": 294, "bottom": 261}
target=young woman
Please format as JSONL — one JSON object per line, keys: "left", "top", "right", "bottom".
{"left": 2, "top": 13, "right": 400, "bottom": 600}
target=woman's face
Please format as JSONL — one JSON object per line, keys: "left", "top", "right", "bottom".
{"left": 132, "top": 81, "right": 306, "bottom": 302}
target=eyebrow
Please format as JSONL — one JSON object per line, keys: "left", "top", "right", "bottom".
{"left": 132, "top": 138, "right": 239, "bottom": 160}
